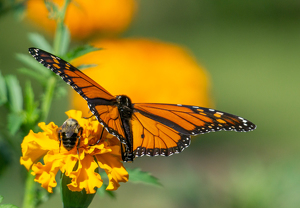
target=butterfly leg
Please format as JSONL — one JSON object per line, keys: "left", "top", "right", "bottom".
{"left": 89, "top": 127, "right": 105, "bottom": 146}
{"left": 76, "top": 127, "right": 83, "bottom": 155}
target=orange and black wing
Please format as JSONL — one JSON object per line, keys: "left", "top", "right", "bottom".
{"left": 28, "top": 48, "right": 128, "bottom": 145}
{"left": 131, "top": 103, "right": 256, "bottom": 157}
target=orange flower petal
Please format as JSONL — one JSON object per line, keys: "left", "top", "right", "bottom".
{"left": 95, "top": 154, "right": 128, "bottom": 190}
{"left": 31, "top": 155, "right": 64, "bottom": 193}
{"left": 21, "top": 110, "right": 127, "bottom": 193}
{"left": 67, "top": 155, "right": 103, "bottom": 194}
{"left": 20, "top": 129, "right": 59, "bottom": 170}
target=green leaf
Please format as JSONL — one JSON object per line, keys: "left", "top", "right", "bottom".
{"left": 97, "top": 184, "right": 116, "bottom": 199}
{"left": 28, "top": 33, "right": 53, "bottom": 53}
{"left": 77, "top": 64, "right": 97, "bottom": 70}
{"left": 127, "top": 168, "right": 162, "bottom": 186}
{"left": 24, "top": 81, "right": 39, "bottom": 125}
{"left": 13, "top": 1, "right": 25, "bottom": 20}
{"left": 0, "top": 142, "right": 11, "bottom": 177}
{"left": 0, "top": 204, "right": 19, "bottom": 208}
{"left": 5, "top": 75, "right": 23, "bottom": 113}
{"left": 18, "top": 67, "right": 48, "bottom": 84}
{"left": 66, "top": 45, "right": 101, "bottom": 60}
{"left": 44, "top": 0, "right": 59, "bottom": 20}
{"left": 16, "top": 53, "right": 51, "bottom": 77}
{"left": 0, "top": 195, "right": 19, "bottom": 208}
{"left": 7, "top": 112, "right": 24, "bottom": 135}
{"left": 0, "top": 71, "right": 7, "bottom": 105}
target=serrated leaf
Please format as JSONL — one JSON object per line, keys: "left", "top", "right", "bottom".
{"left": 7, "top": 112, "right": 24, "bottom": 135}
{"left": 66, "top": 45, "right": 101, "bottom": 60}
{"left": 127, "top": 168, "right": 162, "bottom": 186}
{"left": 28, "top": 33, "right": 52, "bottom": 52}
{"left": 18, "top": 67, "right": 48, "bottom": 84}
{"left": 0, "top": 71, "right": 7, "bottom": 105}
{"left": 5, "top": 75, "right": 23, "bottom": 113}
{"left": 16, "top": 53, "right": 51, "bottom": 77}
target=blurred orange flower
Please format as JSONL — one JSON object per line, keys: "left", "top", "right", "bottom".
{"left": 25, "top": 0, "right": 136, "bottom": 40}
{"left": 20, "top": 110, "right": 128, "bottom": 193}
{"left": 70, "top": 38, "right": 212, "bottom": 116}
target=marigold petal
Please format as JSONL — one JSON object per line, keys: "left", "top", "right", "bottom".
{"left": 31, "top": 158, "right": 63, "bottom": 193}
{"left": 67, "top": 155, "right": 102, "bottom": 194}
{"left": 38, "top": 122, "right": 59, "bottom": 141}
{"left": 61, "top": 154, "right": 79, "bottom": 175}
{"left": 20, "top": 129, "right": 58, "bottom": 170}
{"left": 95, "top": 154, "right": 128, "bottom": 190}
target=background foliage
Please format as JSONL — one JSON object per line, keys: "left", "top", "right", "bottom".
{"left": 0, "top": 0, "right": 300, "bottom": 207}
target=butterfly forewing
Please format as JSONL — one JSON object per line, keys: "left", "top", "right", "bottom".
{"left": 133, "top": 103, "right": 256, "bottom": 135}
{"left": 28, "top": 48, "right": 115, "bottom": 101}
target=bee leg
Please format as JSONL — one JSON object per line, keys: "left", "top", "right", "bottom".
{"left": 58, "top": 132, "right": 62, "bottom": 153}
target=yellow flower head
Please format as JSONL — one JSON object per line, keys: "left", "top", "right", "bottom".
{"left": 70, "top": 38, "right": 212, "bottom": 116}
{"left": 25, "top": 0, "right": 136, "bottom": 40}
{"left": 20, "top": 110, "right": 128, "bottom": 194}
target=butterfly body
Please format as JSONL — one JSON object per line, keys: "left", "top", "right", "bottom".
{"left": 29, "top": 47, "right": 256, "bottom": 162}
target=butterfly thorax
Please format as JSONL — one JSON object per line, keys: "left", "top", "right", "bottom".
{"left": 116, "top": 95, "right": 133, "bottom": 119}
{"left": 116, "top": 95, "right": 134, "bottom": 161}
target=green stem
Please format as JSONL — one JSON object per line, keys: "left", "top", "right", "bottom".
{"left": 22, "top": 1, "right": 71, "bottom": 207}
{"left": 40, "top": 76, "right": 56, "bottom": 122}
{"left": 53, "top": 0, "right": 71, "bottom": 55}
{"left": 22, "top": 171, "right": 37, "bottom": 208}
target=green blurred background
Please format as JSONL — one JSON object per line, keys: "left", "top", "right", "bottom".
{"left": 1, "top": 0, "right": 300, "bottom": 207}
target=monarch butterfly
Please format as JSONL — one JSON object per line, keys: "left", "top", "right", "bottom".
{"left": 29, "top": 47, "right": 256, "bottom": 162}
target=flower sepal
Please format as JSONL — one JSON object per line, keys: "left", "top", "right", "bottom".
{"left": 61, "top": 168, "right": 96, "bottom": 208}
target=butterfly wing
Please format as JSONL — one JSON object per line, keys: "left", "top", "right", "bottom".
{"left": 131, "top": 103, "right": 256, "bottom": 157}
{"left": 131, "top": 111, "right": 191, "bottom": 157}
{"left": 28, "top": 48, "right": 128, "bottom": 144}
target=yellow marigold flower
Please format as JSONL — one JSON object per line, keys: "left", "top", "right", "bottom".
{"left": 20, "top": 110, "right": 128, "bottom": 194}
{"left": 70, "top": 38, "right": 212, "bottom": 116}
{"left": 25, "top": 0, "right": 136, "bottom": 40}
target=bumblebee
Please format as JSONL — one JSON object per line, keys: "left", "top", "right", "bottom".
{"left": 58, "top": 118, "right": 83, "bottom": 151}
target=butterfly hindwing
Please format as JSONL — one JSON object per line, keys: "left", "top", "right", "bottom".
{"left": 131, "top": 112, "right": 191, "bottom": 157}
